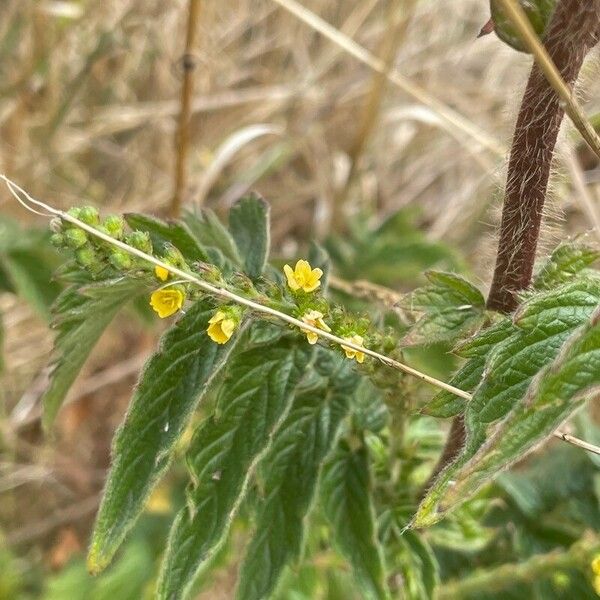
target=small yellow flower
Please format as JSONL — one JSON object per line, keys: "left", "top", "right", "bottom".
{"left": 155, "top": 264, "right": 170, "bottom": 281}
{"left": 341, "top": 334, "right": 366, "bottom": 364}
{"left": 150, "top": 288, "right": 185, "bottom": 318}
{"left": 301, "top": 310, "right": 331, "bottom": 344}
{"left": 284, "top": 259, "right": 323, "bottom": 293}
{"left": 207, "top": 310, "right": 237, "bottom": 344}
{"left": 592, "top": 555, "right": 600, "bottom": 576}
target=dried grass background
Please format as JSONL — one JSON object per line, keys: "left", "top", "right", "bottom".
{"left": 1, "top": 0, "right": 599, "bottom": 595}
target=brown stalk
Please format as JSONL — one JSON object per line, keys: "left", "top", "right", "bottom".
{"left": 428, "top": 0, "right": 600, "bottom": 484}
{"left": 170, "top": 0, "right": 201, "bottom": 218}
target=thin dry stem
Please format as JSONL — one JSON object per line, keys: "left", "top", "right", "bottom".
{"left": 3, "top": 175, "right": 598, "bottom": 457}
{"left": 171, "top": 0, "right": 201, "bottom": 218}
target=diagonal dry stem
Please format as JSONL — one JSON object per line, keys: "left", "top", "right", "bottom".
{"left": 2, "top": 175, "right": 598, "bottom": 457}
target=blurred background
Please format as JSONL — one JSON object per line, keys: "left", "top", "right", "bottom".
{"left": 1, "top": 1, "right": 600, "bottom": 598}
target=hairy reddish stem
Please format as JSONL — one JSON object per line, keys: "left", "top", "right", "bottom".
{"left": 426, "top": 0, "right": 600, "bottom": 488}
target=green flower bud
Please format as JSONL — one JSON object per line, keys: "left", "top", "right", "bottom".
{"left": 64, "top": 228, "right": 88, "bottom": 249}
{"left": 76, "top": 246, "right": 99, "bottom": 268}
{"left": 163, "top": 243, "right": 186, "bottom": 268}
{"left": 79, "top": 206, "right": 100, "bottom": 226}
{"left": 67, "top": 207, "right": 82, "bottom": 219}
{"left": 50, "top": 233, "right": 64, "bottom": 247}
{"left": 109, "top": 249, "right": 132, "bottom": 270}
{"left": 103, "top": 215, "right": 124, "bottom": 239}
{"left": 125, "top": 230, "right": 153, "bottom": 254}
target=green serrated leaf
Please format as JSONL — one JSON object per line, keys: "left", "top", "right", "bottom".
{"left": 399, "top": 531, "right": 439, "bottom": 600}
{"left": 321, "top": 437, "right": 389, "bottom": 600}
{"left": 235, "top": 352, "right": 358, "bottom": 600}
{"left": 444, "top": 306, "right": 600, "bottom": 507}
{"left": 157, "top": 329, "right": 312, "bottom": 600}
{"left": 490, "top": 0, "right": 557, "bottom": 53}
{"left": 401, "top": 272, "right": 485, "bottom": 346}
{"left": 42, "top": 277, "right": 145, "bottom": 427}
{"left": 422, "top": 318, "right": 513, "bottom": 418}
{"left": 124, "top": 212, "right": 208, "bottom": 263}
{"left": 229, "top": 195, "right": 270, "bottom": 279}
{"left": 414, "top": 279, "right": 600, "bottom": 526}
{"left": 533, "top": 242, "right": 600, "bottom": 290}
{"left": 88, "top": 299, "right": 245, "bottom": 575}
{"left": 183, "top": 208, "right": 241, "bottom": 266}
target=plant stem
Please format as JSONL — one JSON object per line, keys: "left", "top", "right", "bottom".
{"left": 428, "top": 0, "right": 600, "bottom": 486}
{"left": 437, "top": 533, "right": 600, "bottom": 599}
{"left": 487, "top": 0, "right": 600, "bottom": 313}
{"left": 170, "top": 0, "right": 201, "bottom": 218}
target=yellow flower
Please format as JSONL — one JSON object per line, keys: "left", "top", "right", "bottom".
{"left": 155, "top": 264, "right": 170, "bottom": 281}
{"left": 207, "top": 310, "right": 237, "bottom": 344}
{"left": 150, "top": 288, "right": 185, "bottom": 318}
{"left": 284, "top": 259, "right": 323, "bottom": 293}
{"left": 301, "top": 310, "right": 331, "bottom": 344}
{"left": 341, "top": 334, "right": 366, "bottom": 364}
{"left": 594, "top": 574, "right": 600, "bottom": 597}
{"left": 593, "top": 555, "right": 600, "bottom": 576}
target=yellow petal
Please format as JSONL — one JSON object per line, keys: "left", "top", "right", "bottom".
{"left": 209, "top": 310, "right": 226, "bottom": 324}
{"left": 593, "top": 555, "right": 600, "bottom": 575}
{"left": 207, "top": 321, "right": 228, "bottom": 344}
{"left": 150, "top": 289, "right": 184, "bottom": 318}
{"left": 306, "top": 331, "right": 319, "bottom": 344}
{"left": 220, "top": 318, "right": 235, "bottom": 338}
{"left": 284, "top": 264, "right": 300, "bottom": 291}
{"left": 155, "top": 265, "right": 170, "bottom": 281}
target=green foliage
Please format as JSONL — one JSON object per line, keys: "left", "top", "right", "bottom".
{"left": 88, "top": 299, "right": 245, "bottom": 574}
{"left": 42, "top": 277, "right": 146, "bottom": 426}
{"left": 321, "top": 437, "right": 389, "bottom": 600}
{"left": 236, "top": 353, "right": 358, "bottom": 600}
{"left": 157, "top": 329, "right": 312, "bottom": 599}
{"left": 229, "top": 194, "right": 270, "bottom": 279}
{"left": 400, "top": 271, "right": 486, "bottom": 346}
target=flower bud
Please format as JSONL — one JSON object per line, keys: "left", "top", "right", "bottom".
{"left": 163, "top": 243, "right": 186, "bottom": 268}
{"left": 49, "top": 217, "right": 63, "bottom": 233}
{"left": 67, "top": 207, "right": 82, "bottom": 219}
{"left": 50, "top": 233, "right": 64, "bottom": 247}
{"left": 109, "top": 249, "right": 133, "bottom": 270}
{"left": 79, "top": 206, "right": 100, "bottom": 226}
{"left": 103, "top": 215, "right": 124, "bottom": 239}
{"left": 125, "top": 230, "right": 153, "bottom": 254}
{"left": 65, "top": 228, "right": 88, "bottom": 249}
{"left": 75, "top": 246, "right": 99, "bottom": 268}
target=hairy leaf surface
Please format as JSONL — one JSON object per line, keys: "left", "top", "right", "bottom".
{"left": 321, "top": 437, "right": 389, "bottom": 600}
{"left": 157, "top": 331, "right": 312, "bottom": 600}
{"left": 88, "top": 299, "right": 244, "bottom": 574}
{"left": 400, "top": 271, "right": 485, "bottom": 346}
{"left": 236, "top": 354, "right": 358, "bottom": 600}
{"left": 445, "top": 307, "right": 600, "bottom": 504}
{"left": 42, "top": 278, "right": 145, "bottom": 427}
{"left": 229, "top": 195, "right": 270, "bottom": 279}
{"left": 414, "top": 278, "right": 600, "bottom": 526}
{"left": 533, "top": 242, "right": 600, "bottom": 290}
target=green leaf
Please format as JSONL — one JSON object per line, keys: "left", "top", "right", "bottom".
{"left": 422, "top": 318, "right": 513, "bottom": 418}
{"left": 533, "top": 242, "right": 600, "bottom": 290}
{"left": 157, "top": 330, "right": 312, "bottom": 600}
{"left": 321, "top": 437, "right": 389, "bottom": 600}
{"left": 444, "top": 306, "right": 600, "bottom": 506}
{"left": 414, "top": 278, "right": 600, "bottom": 526}
{"left": 229, "top": 195, "right": 270, "bottom": 278}
{"left": 490, "top": 0, "right": 557, "bottom": 53}
{"left": 124, "top": 212, "right": 209, "bottom": 263}
{"left": 88, "top": 299, "right": 245, "bottom": 574}
{"left": 183, "top": 208, "right": 241, "bottom": 266}
{"left": 1, "top": 248, "right": 61, "bottom": 319}
{"left": 42, "top": 277, "right": 145, "bottom": 427}
{"left": 398, "top": 531, "right": 439, "bottom": 600}
{"left": 400, "top": 272, "right": 485, "bottom": 346}
{"left": 235, "top": 353, "right": 358, "bottom": 600}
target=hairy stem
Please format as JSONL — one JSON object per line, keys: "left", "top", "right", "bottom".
{"left": 428, "top": 0, "right": 600, "bottom": 486}
{"left": 487, "top": 0, "right": 600, "bottom": 313}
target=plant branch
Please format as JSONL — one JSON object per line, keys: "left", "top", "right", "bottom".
{"left": 495, "top": 0, "right": 600, "bottom": 161}
{"left": 170, "top": 0, "right": 201, "bottom": 218}
{"left": 487, "top": 0, "right": 600, "bottom": 313}
{"left": 438, "top": 533, "right": 600, "bottom": 599}
{"left": 3, "top": 175, "right": 599, "bottom": 458}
